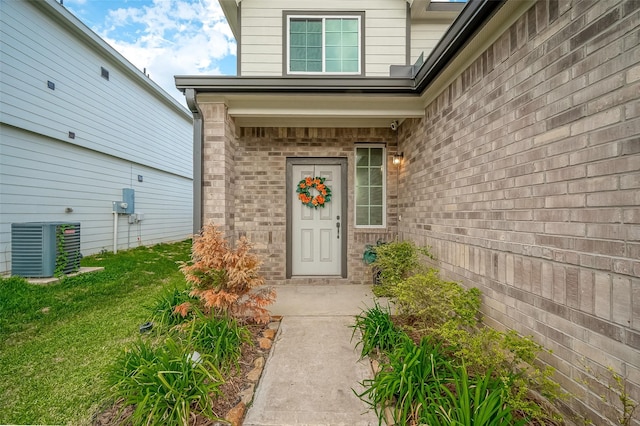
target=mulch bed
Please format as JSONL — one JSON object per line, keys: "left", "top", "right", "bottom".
{"left": 93, "top": 320, "right": 279, "bottom": 426}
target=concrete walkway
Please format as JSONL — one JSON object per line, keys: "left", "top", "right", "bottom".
{"left": 243, "top": 284, "right": 382, "bottom": 426}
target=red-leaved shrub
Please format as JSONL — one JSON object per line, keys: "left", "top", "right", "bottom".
{"left": 178, "top": 224, "right": 276, "bottom": 324}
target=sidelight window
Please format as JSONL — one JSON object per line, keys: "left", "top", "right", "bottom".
{"left": 355, "top": 145, "right": 386, "bottom": 227}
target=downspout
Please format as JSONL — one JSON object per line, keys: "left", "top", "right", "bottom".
{"left": 405, "top": 2, "right": 411, "bottom": 66}
{"left": 237, "top": 2, "right": 242, "bottom": 76}
{"left": 185, "top": 88, "right": 203, "bottom": 234}
{"left": 113, "top": 211, "right": 118, "bottom": 253}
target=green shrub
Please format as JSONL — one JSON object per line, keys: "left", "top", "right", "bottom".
{"left": 146, "top": 286, "right": 197, "bottom": 329}
{"left": 370, "top": 240, "right": 433, "bottom": 296}
{"left": 351, "top": 302, "right": 410, "bottom": 358}
{"left": 358, "top": 337, "right": 450, "bottom": 426}
{"left": 434, "top": 324, "right": 564, "bottom": 419}
{"left": 392, "top": 269, "right": 564, "bottom": 423}
{"left": 395, "top": 269, "right": 481, "bottom": 331}
{"left": 109, "top": 337, "right": 223, "bottom": 426}
{"left": 185, "top": 313, "right": 252, "bottom": 373}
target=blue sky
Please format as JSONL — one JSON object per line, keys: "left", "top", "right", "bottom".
{"left": 63, "top": 0, "right": 237, "bottom": 106}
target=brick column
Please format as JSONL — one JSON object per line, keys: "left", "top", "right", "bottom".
{"left": 200, "top": 102, "right": 236, "bottom": 238}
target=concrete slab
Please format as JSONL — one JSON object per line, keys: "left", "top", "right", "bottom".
{"left": 267, "top": 284, "right": 390, "bottom": 317}
{"left": 21, "top": 267, "right": 105, "bottom": 285}
{"left": 244, "top": 315, "right": 378, "bottom": 426}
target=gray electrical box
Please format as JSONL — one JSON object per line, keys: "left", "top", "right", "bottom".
{"left": 113, "top": 188, "right": 135, "bottom": 214}
{"left": 122, "top": 188, "right": 135, "bottom": 214}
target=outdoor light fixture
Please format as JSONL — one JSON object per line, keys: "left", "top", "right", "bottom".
{"left": 393, "top": 152, "right": 404, "bottom": 165}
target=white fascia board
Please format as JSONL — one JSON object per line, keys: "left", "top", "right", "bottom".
{"left": 219, "top": 0, "right": 240, "bottom": 40}
{"left": 410, "top": 0, "right": 430, "bottom": 19}
{"left": 234, "top": 116, "right": 401, "bottom": 128}
{"left": 199, "top": 94, "right": 425, "bottom": 117}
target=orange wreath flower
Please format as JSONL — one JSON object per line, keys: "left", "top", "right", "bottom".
{"left": 296, "top": 176, "right": 332, "bottom": 209}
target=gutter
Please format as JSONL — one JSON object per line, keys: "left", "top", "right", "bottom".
{"left": 175, "top": 76, "right": 418, "bottom": 94}
{"left": 414, "top": 0, "right": 504, "bottom": 93}
{"left": 185, "top": 89, "right": 203, "bottom": 234}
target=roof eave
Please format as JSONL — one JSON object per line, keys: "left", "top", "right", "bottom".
{"left": 414, "top": 0, "right": 504, "bottom": 93}
{"left": 176, "top": 0, "right": 505, "bottom": 98}
{"left": 219, "top": 0, "right": 240, "bottom": 40}
{"left": 175, "top": 76, "right": 417, "bottom": 95}
{"left": 175, "top": 0, "right": 509, "bottom": 127}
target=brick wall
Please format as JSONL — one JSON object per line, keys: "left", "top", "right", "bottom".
{"left": 205, "top": 126, "right": 398, "bottom": 285}
{"left": 201, "top": 102, "right": 237, "bottom": 237}
{"left": 397, "top": 0, "right": 639, "bottom": 424}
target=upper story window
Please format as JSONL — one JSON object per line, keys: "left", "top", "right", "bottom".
{"left": 285, "top": 13, "right": 363, "bottom": 75}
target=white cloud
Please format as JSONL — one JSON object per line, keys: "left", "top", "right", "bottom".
{"left": 96, "top": 0, "right": 236, "bottom": 106}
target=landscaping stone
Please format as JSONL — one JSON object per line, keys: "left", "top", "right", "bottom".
{"left": 384, "top": 405, "right": 394, "bottom": 426}
{"left": 254, "top": 356, "right": 264, "bottom": 369}
{"left": 258, "top": 337, "right": 272, "bottom": 350}
{"left": 247, "top": 359, "right": 264, "bottom": 382}
{"left": 239, "top": 383, "right": 255, "bottom": 405}
{"left": 225, "top": 402, "right": 245, "bottom": 426}
{"left": 262, "top": 328, "right": 276, "bottom": 339}
{"left": 370, "top": 358, "right": 380, "bottom": 374}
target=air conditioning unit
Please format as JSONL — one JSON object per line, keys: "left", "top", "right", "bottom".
{"left": 11, "top": 222, "right": 81, "bottom": 278}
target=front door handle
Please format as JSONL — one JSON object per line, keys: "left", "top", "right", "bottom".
{"left": 336, "top": 216, "right": 341, "bottom": 239}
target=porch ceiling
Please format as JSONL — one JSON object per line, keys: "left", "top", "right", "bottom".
{"left": 197, "top": 93, "right": 425, "bottom": 128}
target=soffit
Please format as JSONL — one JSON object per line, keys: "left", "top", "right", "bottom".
{"left": 196, "top": 93, "right": 425, "bottom": 128}
{"left": 410, "top": 0, "right": 466, "bottom": 21}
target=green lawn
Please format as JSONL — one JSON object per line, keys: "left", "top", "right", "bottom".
{"left": 0, "top": 240, "right": 192, "bottom": 425}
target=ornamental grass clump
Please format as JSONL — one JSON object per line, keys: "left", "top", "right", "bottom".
{"left": 108, "top": 337, "right": 224, "bottom": 426}
{"left": 422, "top": 364, "right": 526, "bottom": 426}
{"left": 185, "top": 312, "right": 252, "bottom": 374}
{"left": 358, "top": 337, "right": 450, "bottom": 425}
{"left": 146, "top": 286, "right": 198, "bottom": 330}
{"left": 179, "top": 224, "right": 276, "bottom": 324}
{"left": 351, "top": 302, "right": 410, "bottom": 358}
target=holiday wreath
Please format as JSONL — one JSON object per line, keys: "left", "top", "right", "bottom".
{"left": 296, "top": 176, "right": 332, "bottom": 209}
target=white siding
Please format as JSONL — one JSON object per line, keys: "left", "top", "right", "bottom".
{"left": 240, "top": 0, "right": 407, "bottom": 77}
{"left": 0, "top": 0, "right": 192, "bottom": 178}
{"left": 410, "top": 20, "right": 451, "bottom": 64}
{"left": 0, "top": 0, "right": 194, "bottom": 274}
{"left": 0, "top": 126, "right": 193, "bottom": 273}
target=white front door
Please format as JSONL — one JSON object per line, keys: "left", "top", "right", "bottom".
{"left": 291, "top": 164, "right": 342, "bottom": 276}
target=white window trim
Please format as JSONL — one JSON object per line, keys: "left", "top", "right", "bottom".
{"left": 354, "top": 144, "right": 387, "bottom": 229}
{"left": 286, "top": 14, "right": 362, "bottom": 76}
